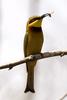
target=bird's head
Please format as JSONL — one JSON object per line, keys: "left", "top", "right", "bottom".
{"left": 26, "top": 13, "right": 52, "bottom": 30}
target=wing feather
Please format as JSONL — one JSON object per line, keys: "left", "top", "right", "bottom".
{"left": 24, "top": 33, "right": 28, "bottom": 57}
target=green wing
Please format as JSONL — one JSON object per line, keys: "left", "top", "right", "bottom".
{"left": 24, "top": 33, "right": 29, "bottom": 72}
{"left": 24, "top": 32, "right": 28, "bottom": 57}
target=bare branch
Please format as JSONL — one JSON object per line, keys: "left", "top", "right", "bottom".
{"left": 0, "top": 51, "right": 67, "bottom": 70}
{"left": 60, "top": 93, "right": 67, "bottom": 100}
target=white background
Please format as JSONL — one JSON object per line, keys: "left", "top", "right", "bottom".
{"left": 0, "top": 0, "right": 67, "bottom": 100}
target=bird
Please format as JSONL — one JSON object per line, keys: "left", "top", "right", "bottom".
{"left": 24, "top": 13, "right": 52, "bottom": 93}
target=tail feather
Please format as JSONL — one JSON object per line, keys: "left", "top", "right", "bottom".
{"left": 24, "top": 86, "right": 35, "bottom": 93}
{"left": 24, "top": 67, "right": 35, "bottom": 93}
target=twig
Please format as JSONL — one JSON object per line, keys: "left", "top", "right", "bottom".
{"left": 0, "top": 51, "right": 67, "bottom": 70}
{"left": 60, "top": 93, "right": 67, "bottom": 100}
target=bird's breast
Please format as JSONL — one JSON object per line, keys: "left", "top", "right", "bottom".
{"left": 27, "top": 29, "right": 44, "bottom": 55}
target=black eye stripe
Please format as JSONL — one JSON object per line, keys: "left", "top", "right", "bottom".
{"left": 29, "top": 17, "right": 41, "bottom": 24}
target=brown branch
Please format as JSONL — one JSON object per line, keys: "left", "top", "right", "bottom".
{"left": 60, "top": 93, "right": 67, "bottom": 100}
{"left": 0, "top": 51, "right": 67, "bottom": 70}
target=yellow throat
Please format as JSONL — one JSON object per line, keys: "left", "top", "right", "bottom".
{"left": 28, "top": 19, "right": 42, "bottom": 27}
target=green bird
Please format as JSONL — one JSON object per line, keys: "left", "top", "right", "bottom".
{"left": 24, "top": 13, "right": 51, "bottom": 93}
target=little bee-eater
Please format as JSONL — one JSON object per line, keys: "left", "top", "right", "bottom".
{"left": 24, "top": 13, "right": 51, "bottom": 93}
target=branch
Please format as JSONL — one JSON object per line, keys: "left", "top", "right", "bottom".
{"left": 0, "top": 51, "right": 67, "bottom": 70}
{"left": 60, "top": 93, "right": 67, "bottom": 100}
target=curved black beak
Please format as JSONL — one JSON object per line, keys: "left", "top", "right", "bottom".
{"left": 41, "top": 13, "right": 51, "bottom": 19}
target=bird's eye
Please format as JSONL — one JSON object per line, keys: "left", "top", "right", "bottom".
{"left": 29, "top": 17, "right": 40, "bottom": 24}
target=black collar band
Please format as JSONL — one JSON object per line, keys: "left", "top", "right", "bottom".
{"left": 29, "top": 27, "right": 42, "bottom": 32}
